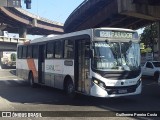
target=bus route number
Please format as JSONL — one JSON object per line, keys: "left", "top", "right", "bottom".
{"left": 100, "top": 31, "right": 111, "bottom": 38}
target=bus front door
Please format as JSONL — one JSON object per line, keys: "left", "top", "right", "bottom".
{"left": 38, "top": 45, "right": 45, "bottom": 84}
{"left": 75, "top": 39, "right": 90, "bottom": 94}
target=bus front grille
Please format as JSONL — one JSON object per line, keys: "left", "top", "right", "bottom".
{"left": 105, "top": 80, "right": 141, "bottom": 95}
{"left": 103, "top": 71, "right": 140, "bottom": 80}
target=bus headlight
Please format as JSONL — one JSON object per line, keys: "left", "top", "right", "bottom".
{"left": 92, "top": 78, "right": 106, "bottom": 89}
{"left": 93, "top": 80, "right": 99, "bottom": 84}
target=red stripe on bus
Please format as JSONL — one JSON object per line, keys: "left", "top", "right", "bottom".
{"left": 27, "top": 59, "right": 38, "bottom": 82}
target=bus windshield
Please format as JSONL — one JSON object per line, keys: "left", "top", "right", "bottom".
{"left": 92, "top": 41, "right": 140, "bottom": 71}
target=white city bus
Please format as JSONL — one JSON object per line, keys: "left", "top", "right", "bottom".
{"left": 16, "top": 28, "right": 142, "bottom": 98}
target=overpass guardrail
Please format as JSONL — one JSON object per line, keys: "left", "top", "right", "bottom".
{"left": 0, "top": 36, "right": 29, "bottom": 43}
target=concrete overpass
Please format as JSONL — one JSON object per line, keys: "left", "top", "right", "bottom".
{"left": 0, "top": 6, "right": 64, "bottom": 65}
{"left": 64, "top": 0, "right": 160, "bottom": 33}
{"left": 0, "top": 36, "right": 25, "bottom": 51}
{"left": 0, "top": 7, "right": 64, "bottom": 38}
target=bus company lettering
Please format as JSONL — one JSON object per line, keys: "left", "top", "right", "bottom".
{"left": 46, "top": 65, "right": 54, "bottom": 71}
{"left": 111, "top": 32, "right": 133, "bottom": 39}
{"left": 46, "top": 65, "right": 61, "bottom": 71}
{"left": 100, "top": 31, "right": 133, "bottom": 39}
{"left": 54, "top": 65, "right": 61, "bottom": 71}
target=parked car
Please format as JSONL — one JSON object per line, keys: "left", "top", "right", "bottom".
{"left": 141, "top": 61, "right": 160, "bottom": 81}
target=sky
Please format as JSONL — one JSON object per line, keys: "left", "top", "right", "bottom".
{"left": 22, "top": 0, "right": 84, "bottom": 23}
{"left": 9, "top": 0, "right": 83, "bottom": 39}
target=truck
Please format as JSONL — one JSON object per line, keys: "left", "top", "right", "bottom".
{"left": 141, "top": 61, "right": 160, "bottom": 81}
{"left": 1, "top": 52, "right": 16, "bottom": 69}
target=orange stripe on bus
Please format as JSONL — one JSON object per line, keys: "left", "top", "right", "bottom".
{"left": 27, "top": 59, "right": 38, "bottom": 82}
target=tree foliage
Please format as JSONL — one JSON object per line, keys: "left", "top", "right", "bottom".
{"left": 140, "top": 22, "right": 158, "bottom": 46}
{"left": 11, "top": 53, "right": 16, "bottom": 61}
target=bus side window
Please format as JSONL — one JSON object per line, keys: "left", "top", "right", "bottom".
{"left": 18, "top": 46, "right": 22, "bottom": 59}
{"left": 54, "top": 41, "right": 63, "bottom": 59}
{"left": 22, "top": 46, "right": 27, "bottom": 59}
{"left": 27, "top": 45, "right": 32, "bottom": 58}
{"left": 46, "top": 42, "right": 54, "bottom": 59}
{"left": 32, "top": 45, "right": 38, "bottom": 58}
{"left": 64, "top": 40, "right": 74, "bottom": 59}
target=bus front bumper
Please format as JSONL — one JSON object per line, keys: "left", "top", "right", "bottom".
{"left": 90, "top": 80, "right": 142, "bottom": 98}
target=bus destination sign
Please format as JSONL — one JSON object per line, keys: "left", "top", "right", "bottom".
{"left": 95, "top": 30, "right": 135, "bottom": 39}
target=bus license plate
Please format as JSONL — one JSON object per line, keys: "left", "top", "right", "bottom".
{"left": 118, "top": 89, "right": 127, "bottom": 94}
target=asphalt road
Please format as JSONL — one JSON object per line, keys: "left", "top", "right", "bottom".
{"left": 0, "top": 69, "right": 160, "bottom": 120}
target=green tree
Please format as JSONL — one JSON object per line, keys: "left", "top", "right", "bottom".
{"left": 140, "top": 22, "right": 158, "bottom": 48}
{"left": 11, "top": 53, "right": 16, "bottom": 61}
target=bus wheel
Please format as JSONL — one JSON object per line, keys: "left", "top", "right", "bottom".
{"left": 28, "top": 73, "right": 36, "bottom": 88}
{"left": 65, "top": 80, "right": 76, "bottom": 99}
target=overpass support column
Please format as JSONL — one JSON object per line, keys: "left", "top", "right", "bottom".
{"left": 19, "top": 26, "right": 27, "bottom": 40}
{"left": 157, "top": 21, "right": 160, "bottom": 60}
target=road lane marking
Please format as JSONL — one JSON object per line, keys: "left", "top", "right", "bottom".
{"left": 12, "top": 79, "right": 26, "bottom": 84}
{"left": 0, "top": 76, "right": 18, "bottom": 79}
{"left": 0, "top": 79, "right": 26, "bottom": 85}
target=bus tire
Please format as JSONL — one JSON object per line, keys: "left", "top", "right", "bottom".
{"left": 65, "top": 80, "right": 76, "bottom": 99}
{"left": 154, "top": 72, "right": 159, "bottom": 81}
{"left": 28, "top": 72, "right": 36, "bottom": 88}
